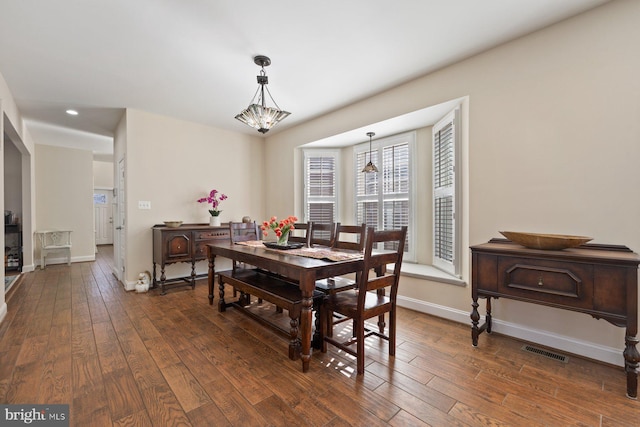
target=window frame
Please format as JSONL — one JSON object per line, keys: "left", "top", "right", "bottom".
{"left": 302, "top": 148, "right": 340, "bottom": 224}
{"left": 353, "top": 131, "right": 416, "bottom": 261}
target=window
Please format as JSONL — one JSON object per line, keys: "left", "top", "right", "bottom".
{"left": 303, "top": 150, "right": 339, "bottom": 224}
{"left": 355, "top": 132, "right": 415, "bottom": 259}
{"left": 433, "top": 108, "right": 461, "bottom": 276}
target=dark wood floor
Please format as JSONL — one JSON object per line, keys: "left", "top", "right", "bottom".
{"left": 0, "top": 246, "right": 638, "bottom": 426}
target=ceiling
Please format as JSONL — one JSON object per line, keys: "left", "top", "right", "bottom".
{"left": 0, "top": 0, "right": 610, "bottom": 156}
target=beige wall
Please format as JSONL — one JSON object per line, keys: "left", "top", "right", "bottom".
{"left": 265, "top": 0, "right": 640, "bottom": 363}
{"left": 93, "top": 160, "right": 114, "bottom": 188}
{"left": 35, "top": 144, "right": 95, "bottom": 263}
{"left": 120, "top": 109, "right": 264, "bottom": 285}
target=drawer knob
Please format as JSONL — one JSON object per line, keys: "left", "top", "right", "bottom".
{"left": 538, "top": 277, "right": 543, "bottom": 286}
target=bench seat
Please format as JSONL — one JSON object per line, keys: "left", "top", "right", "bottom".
{"left": 218, "top": 269, "right": 323, "bottom": 359}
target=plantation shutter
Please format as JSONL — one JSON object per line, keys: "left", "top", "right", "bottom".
{"left": 304, "top": 151, "right": 337, "bottom": 224}
{"left": 433, "top": 109, "right": 459, "bottom": 275}
{"left": 356, "top": 134, "right": 413, "bottom": 257}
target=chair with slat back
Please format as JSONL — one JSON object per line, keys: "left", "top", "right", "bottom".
{"left": 315, "top": 223, "right": 366, "bottom": 294}
{"left": 315, "top": 223, "right": 367, "bottom": 335}
{"left": 321, "top": 226, "right": 407, "bottom": 374}
{"left": 288, "top": 222, "right": 312, "bottom": 247}
{"left": 308, "top": 222, "right": 336, "bottom": 247}
{"left": 228, "top": 221, "right": 260, "bottom": 302}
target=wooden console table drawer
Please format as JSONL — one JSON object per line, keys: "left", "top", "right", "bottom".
{"left": 471, "top": 239, "right": 639, "bottom": 398}
{"left": 498, "top": 256, "right": 594, "bottom": 309}
{"left": 152, "top": 223, "right": 230, "bottom": 294}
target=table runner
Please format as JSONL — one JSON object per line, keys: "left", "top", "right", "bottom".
{"left": 236, "top": 241, "right": 363, "bottom": 262}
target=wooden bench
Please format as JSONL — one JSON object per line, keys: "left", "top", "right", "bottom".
{"left": 218, "top": 269, "right": 324, "bottom": 360}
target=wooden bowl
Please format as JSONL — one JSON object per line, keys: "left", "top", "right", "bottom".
{"left": 499, "top": 231, "right": 592, "bottom": 250}
{"left": 163, "top": 221, "right": 183, "bottom": 228}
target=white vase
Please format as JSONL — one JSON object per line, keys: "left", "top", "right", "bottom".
{"left": 210, "top": 216, "right": 221, "bottom": 227}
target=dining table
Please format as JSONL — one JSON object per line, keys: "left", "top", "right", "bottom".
{"left": 207, "top": 240, "right": 364, "bottom": 372}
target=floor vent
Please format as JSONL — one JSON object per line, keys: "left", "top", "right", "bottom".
{"left": 521, "top": 345, "right": 569, "bottom": 363}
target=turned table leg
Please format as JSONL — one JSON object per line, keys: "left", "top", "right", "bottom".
{"left": 624, "top": 334, "right": 639, "bottom": 399}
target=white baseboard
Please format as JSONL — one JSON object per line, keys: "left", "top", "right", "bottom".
{"left": 397, "top": 295, "right": 624, "bottom": 367}
{"left": 0, "top": 302, "right": 6, "bottom": 325}
{"left": 36, "top": 255, "right": 95, "bottom": 268}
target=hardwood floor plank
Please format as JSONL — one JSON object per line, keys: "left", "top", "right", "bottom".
{"left": 102, "top": 368, "right": 146, "bottom": 421}
{"left": 200, "top": 377, "right": 271, "bottom": 426}
{"left": 160, "top": 362, "right": 212, "bottom": 412}
{"left": 112, "top": 409, "right": 154, "bottom": 427}
{"left": 186, "top": 402, "right": 231, "bottom": 427}
{"left": 138, "top": 384, "right": 193, "bottom": 427}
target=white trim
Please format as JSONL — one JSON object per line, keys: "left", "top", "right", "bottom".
{"left": 36, "top": 255, "right": 95, "bottom": 267}
{"left": 397, "top": 295, "right": 624, "bottom": 367}
{"left": 0, "top": 302, "right": 6, "bottom": 325}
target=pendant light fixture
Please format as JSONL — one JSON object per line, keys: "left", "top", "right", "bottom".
{"left": 362, "top": 132, "right": 379, "bottom": 173}
{"left": 235, "top": 55, "right": 290, "bottom": 134}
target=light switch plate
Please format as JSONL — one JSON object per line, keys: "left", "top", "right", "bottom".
{"left": 138, "top": 200, "right": 151, "bottom": 209}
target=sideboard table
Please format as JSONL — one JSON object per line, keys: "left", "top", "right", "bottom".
{"left": 470, "top": 239, "right": 639, "bottom": 398}
{"left": 152, "top": 223, "right": 229, "bottom": 294}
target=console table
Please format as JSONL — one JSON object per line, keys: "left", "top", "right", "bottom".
{"left": 152, "top": 223, "right": 229, "bottom": 294}
{"left": 470, "top": 239, "right": 639, "bottom": 398}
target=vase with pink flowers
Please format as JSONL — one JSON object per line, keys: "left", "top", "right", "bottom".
{"left": 197, "top": 189, "right": 228, "bottom": 226}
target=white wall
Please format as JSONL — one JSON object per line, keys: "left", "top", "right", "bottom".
{"left": 93, "top": 160, "right": 114, "bottom": 188}
{"left": 119, "top": 109, "right": 264, "bottom": 285}
{"left": 35, "top": 144, "right": 95, "bottom": 264}
{"left": 264, "top": 0, "right": 640, "bottom": 365}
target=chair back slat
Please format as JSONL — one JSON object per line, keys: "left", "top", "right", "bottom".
{"left": 288, "top": 222, "right": 312, "bottom": 246}
{"left": 309, "top": 222, "right": 336, "bottom": 247}
{"left": 229, "top": 221, "right": 259, "bottom": 243}
{"left": 333, "top": 223, "right": 366, "bottom": 252}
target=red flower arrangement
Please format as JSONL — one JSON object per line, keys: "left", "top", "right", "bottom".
{"left": 261, "top": 215, "right": 298, "bottom": 245}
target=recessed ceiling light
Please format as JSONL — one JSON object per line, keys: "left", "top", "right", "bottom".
{"left": 65, "top": 109, "right": 78, "bottom": 116}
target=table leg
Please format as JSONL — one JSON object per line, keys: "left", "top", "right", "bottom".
{"left": 208, "top": 252, "right": 215, "bottom": 305}
{"left": 486, "top": 297, "right": 493, "bottom": 334}
{"left": 152, "top": 262, "right": 157, "bottom": 288}
{"left": 300, "top": 271, "right": 315, "bottom": 372}
{"left": 471, "top": 297, "right": 480, "bottom": 347}
{"left": 624, "top": 334, "right": 639, "bottom": 399}
{"left": 190, "top": 260, "right": 196, "bottom": 289}
{"left": 160, "top": 263, "right": 167, "bottom": 295}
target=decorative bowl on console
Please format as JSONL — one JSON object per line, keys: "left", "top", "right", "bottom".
{"left": 163, "top": 221, "right": 183, "bottom": 228}
{"left": 499, "top": 231, "right": 592, "bottom": 250}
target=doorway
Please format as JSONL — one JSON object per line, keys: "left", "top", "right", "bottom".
{"left": 94, "top": 188, "right": 114, "bottom": 245}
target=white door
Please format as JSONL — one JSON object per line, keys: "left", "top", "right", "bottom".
{"left": 94, "top": 189, "right": 113, "bottom": 245}
{"left": 114, "top": 158, "right": 126, "bottom": 282}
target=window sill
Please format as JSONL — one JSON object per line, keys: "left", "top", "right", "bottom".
{"left": 397, "top": 262, "right": 466, "bottom": 287}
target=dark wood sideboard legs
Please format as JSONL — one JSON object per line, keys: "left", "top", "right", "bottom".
{"left": 624, "top": 335, "right": 639, "bottom": 399}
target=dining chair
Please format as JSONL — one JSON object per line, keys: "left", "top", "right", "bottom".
{"left": 315, "top": 223, "right": 366, "bottom": 294}
{"left": 308, "top": 222, "right": 336, "bottom": 247}
{"left": 288, "top": 222, "right": 312, "bottom": 247}
{"left": 229, "top": 221, "right": 260, "bottom": 303}
{"left": 321, "top": 226, "right": 407, "bottom": 374}
{"left": 315, "top": 223, "right": 367, "bottom": 335}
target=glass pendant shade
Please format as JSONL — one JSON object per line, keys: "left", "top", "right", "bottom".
{"left": 362, "top": 131, "right": 378, "bottom": 173}
{"left": 235, "top": 55, "right": 290, "bottom": 134}
{"left": 235, "top": 104, "right": 290, "bottom": 134}
{"left": 362, "top": 160, "right": 379, "bottom": 173}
